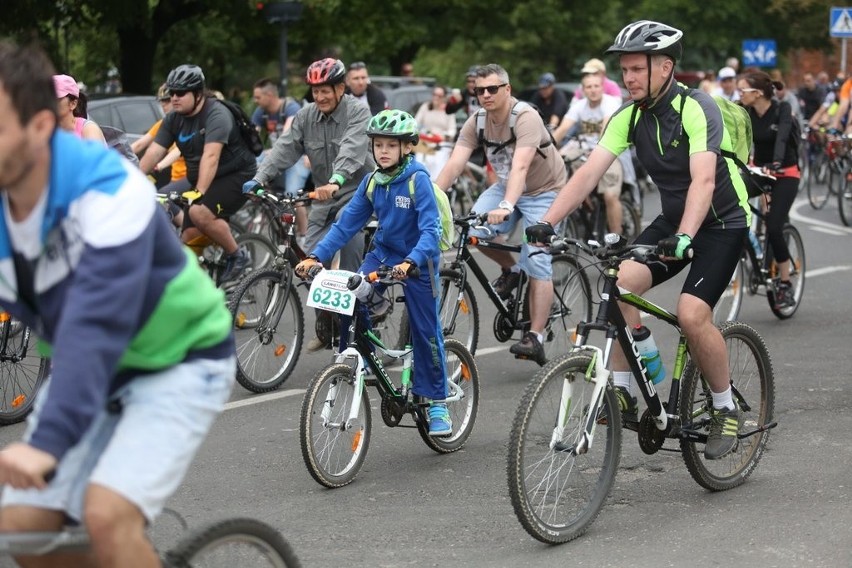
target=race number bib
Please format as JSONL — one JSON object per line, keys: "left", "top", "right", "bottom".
{"left": 306, "top": 269, "right": 357, "bottom": 316}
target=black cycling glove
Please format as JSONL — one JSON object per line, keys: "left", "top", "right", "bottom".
{"left": 525, "top": 221, "right": 555, "bottom": 245}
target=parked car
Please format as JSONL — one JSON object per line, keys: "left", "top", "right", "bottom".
{"left": 384, "top": 85, "right": 435, "bottom": 115}
{"left": 87, "top": 95, "right": 164, "bottom": 142}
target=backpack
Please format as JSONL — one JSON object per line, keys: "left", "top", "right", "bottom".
{"left": 626, "top": 87, "right": 756, "bottom": 193}
{"left": 207, "top": 98, "right": 264, "bottom": 156}
{"left": 475, "top": 100, "right": 555, "bottom": 159}
{"left": 366, "top": 171, "right": 455, "bottom": 251}
{"left": 100, "top": 125, "right": 139, "bottom": 167}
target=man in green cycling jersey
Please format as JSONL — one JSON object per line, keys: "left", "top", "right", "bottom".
{"left": 527, "top": 21, "right": 751, "bottom": 460}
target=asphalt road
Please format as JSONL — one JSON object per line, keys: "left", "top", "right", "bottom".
{"left": 1, "top": 191, "right": 851, "bottom": 567}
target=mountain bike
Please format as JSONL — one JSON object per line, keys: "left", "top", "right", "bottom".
{"left": 560, "top": 138, "right": 643, "bottom": 242}
{"left": 507, "top": 234, "right": 776, "bottom": 544}
{"left": 0, "top": 312, "right": 49, "bottom": 426}
{"left": 424, "top": 211, "right": 592, "bottom": 362}
{"left": 157, "top": 191, "right": 277, "bottom": 290}
{"left": 713, "top": 168, "right": 806, "bottom": 322}
{"left": 299, "top": 267, "right": 479, "bottom": 488}
{"left": 0, "top": 515, "right": 301, "bottom": 566}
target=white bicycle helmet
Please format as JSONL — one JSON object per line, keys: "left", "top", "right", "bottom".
{"left": 606, "top": 20, "right": 683, "bottom": 62}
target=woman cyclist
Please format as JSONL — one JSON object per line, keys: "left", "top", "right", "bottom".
{"left": 737, "top": 71, "right": 800, "bottom": 309}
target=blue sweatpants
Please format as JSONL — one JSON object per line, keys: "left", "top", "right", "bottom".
{"left": 338, "top": 250, "right": 448, "bottom": 401}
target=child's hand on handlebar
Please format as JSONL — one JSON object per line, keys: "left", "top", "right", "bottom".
{"left": 392, "top": 260, "right": 417, "bottom": 280}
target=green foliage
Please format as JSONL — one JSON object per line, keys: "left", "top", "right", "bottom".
{"left": 0, "top": 0, "right": 842, "bottom": 96}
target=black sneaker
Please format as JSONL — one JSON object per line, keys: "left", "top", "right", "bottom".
{"left": 774, "top": 280, "right": 795, "bottom": 309}
{"left": 220, "top": 247, "right": 249, "bottom": 282}
{"left": 492, "top": 269, "right": 521, "bottom": 300}
{"left": 614, "top": 386, "right": 638, "bottom": 424}
{"left": 704, "top": 402, "right": 742, "bottom": 460}
{"left": 509, "top": 332, "right": 547, "bottom": 366}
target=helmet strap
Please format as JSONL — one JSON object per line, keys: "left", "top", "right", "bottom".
{"left": 638, "top": 54, "right": 674, "bottom": 110}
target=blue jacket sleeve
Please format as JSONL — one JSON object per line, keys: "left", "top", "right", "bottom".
{"left": 310, "top": 175, "right": 374, "bottom": 264}
{"left": 405, "top": 171, "right": 441, "bottom": 268}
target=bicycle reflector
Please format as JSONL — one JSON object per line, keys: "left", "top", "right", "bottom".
{"left": 281, "top": 213, "right": 295, "bottom": 224}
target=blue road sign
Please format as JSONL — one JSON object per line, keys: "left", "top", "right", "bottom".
{"left": 742, "top": 39, "right": 777, "bottom": 67}
{"left": 831, "top": 7, "right": 852, "bottom": 38}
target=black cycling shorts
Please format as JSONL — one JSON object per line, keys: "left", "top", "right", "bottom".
{"left": 635, "top": 215, "right": 747, "bottom": 308}
{"left": 182, "top": 170, "right": 248, "bottom": 230}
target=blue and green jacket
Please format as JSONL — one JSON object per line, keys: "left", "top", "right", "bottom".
{"left": 0, "top": 130, "right": 233, "bottom": 461}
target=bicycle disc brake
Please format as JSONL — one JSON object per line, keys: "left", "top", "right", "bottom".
{"left": 638, "top": 407, "right": 667, "bottom": 455}
{"left": 493, "top": 312, "right": 514, "bottom": 342}
{"left": 380, "top": 396, "right": 407, "bottom": 427}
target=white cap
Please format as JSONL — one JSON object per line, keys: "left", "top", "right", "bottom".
{"left": 718, "top": 66, "right": 736, "bottom": 80}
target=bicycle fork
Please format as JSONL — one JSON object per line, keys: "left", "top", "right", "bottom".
{"left": 321, "top": 347, "right": 368, "bottom": 431}
{"left": 551, "top": 346, "right": 609, "bottom": 455}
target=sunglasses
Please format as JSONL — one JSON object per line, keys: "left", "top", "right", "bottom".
{"left": 169, "top": 90, "right": 189, "bottom": 98}
{"left": 349, "top": 61, "right": 366, "bottom": 71}
{"left": 474, "top": 83, "right": 507, "bottom": 96}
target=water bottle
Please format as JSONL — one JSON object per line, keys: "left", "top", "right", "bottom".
{"left": 632, "top": 325, "right": 666, "bottom": 385}
{"left": 748, "top": 230, "right": 763, "bottom": 260}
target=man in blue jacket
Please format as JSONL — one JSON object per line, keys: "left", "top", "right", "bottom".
{"left": 0, "top": 41, "right": 234, "bottom": 567}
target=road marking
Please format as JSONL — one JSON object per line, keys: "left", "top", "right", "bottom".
{"left": 811, "top": 226, "right": 847, "bottom": 236}
{"left": 806, "top": 265, "right": 852, "bottom": 278}
{"left": 790, "top": 198, "right": 852, "bottom": 235}
{"left": 225, "top": 388, "right": 305, "bottom": 411}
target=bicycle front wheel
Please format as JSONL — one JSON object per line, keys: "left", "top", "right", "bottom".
{"left": 766, "top": 224, "right": 805, "bottom": 319}
{"left": 712, "top": 257, "right": 744, "bottom": 323}
{"left": 679, "top": 322, "right": 774, "bottom": 491}
{"left": 299, "top": 364, "right": 371, "bottom": 488}
{"left": 619, "top": 196, "right": 643, "bottom": 241}
{"left": 165, "top": 517, "right": 301, "bottom": 567}
{"left": 416, "top": 338, "right": 480, "bottom": 453}
{"left": 840, "top": 173, "right": 852, "bottom": 226}
{"left": 806, "top": 152, "right": 830, "bottom": 209}
{"left": 0, "top": 317, "right": 49, "bottom": 426}
{"left": 507, "top": 352, "right": 622, "bottom": 544}
{"left": 229, "top": 270, "right": 304, "bottom": 393}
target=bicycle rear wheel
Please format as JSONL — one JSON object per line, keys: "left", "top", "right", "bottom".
{"left": 435, "top": 268, "right": 479, "bottom": 355}
{"left": 416, "top": 338, "right": 480, "bottom": 453}
{"left": 299, "top": 364, "right": 371, "bottom": 488}
{"left": 839, "top": 173, "right": 852, "bottom": 226}
{"left": 806, "top": 152, "right": 830, "bottom": 209}
{"left": 679, "top": 322, "right": 774, "bottom": 491}
{"left": 229, "top": 270, "right": 304, "bottom": 393}
{"left": 507, "top": 352, "right": 622, "bottom": 544}
{"left": 712, "top": 257, "right": 744, "bottom": 323}
{"left": 522, "top": 255, "right": 593, "bottom": 363}
{"left": 765, "top": 224, "right": 805, "bottom": 319}
{"left": 164, "top": 517, "right": 301, "bottom": 567}
{"left": 0, "top": 316, "right": 49, "bottom": 426}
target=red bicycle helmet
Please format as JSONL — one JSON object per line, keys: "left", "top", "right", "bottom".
{"left": 306, "top": 58, "right": 346, "bottom": 86}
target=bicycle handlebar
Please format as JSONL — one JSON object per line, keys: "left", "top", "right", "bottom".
{"left": 548, "top": 234, "right": 693, "bottom": 262}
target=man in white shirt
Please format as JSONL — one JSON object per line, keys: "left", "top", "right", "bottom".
{"left": 553, "top": 73, "right": 624, "bottom": 233}
{"left": 713, "top": 66, "right": 740, "bottom": 101}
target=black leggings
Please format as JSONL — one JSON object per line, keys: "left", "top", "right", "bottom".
{"left": 765, "top": 176, "right": 798, "bottom": 264}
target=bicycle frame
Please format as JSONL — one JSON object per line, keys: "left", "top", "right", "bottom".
{"left": 321, "top": 289, "right": 463, "bottom": 431}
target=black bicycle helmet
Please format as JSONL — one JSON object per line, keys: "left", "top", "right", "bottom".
{"left": 306, "top": 58, "right": 346, "bottom": 86}
{"left": 165, "top": 64, "right": 205, "bottom": 92}
{"left": 606, "top": 20, "right": 684, "bottom": 62}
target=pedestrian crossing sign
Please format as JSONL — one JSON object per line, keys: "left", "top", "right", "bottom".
{"left": 831, "top": 7, "right": 852, "bottom": 38}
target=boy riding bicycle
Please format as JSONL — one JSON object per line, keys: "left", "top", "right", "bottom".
{"left": 295, "top": 109, "right": 452, "bottom": 436}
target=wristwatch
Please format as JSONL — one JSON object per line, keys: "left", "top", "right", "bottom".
{"left": 498, "top": 200, "right": 515, "bottom": 213}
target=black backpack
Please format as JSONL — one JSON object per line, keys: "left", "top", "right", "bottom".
{"left": 100, "top": 125, "right": 139, "bottom": 166}
{"left": 205, "top": 98, "right": 264, "bottom": 156}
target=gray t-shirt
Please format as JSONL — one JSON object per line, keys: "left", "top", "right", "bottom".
{"left": 155, "top": 98, "right": 257, "bottom": 183}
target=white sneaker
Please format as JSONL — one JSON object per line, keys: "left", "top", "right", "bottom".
{"left": 306, "top": 337, "right": 327, "bottom": 352}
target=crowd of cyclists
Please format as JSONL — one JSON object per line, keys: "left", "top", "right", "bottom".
{"left": 0, "top": 16, "right": 836, "bottom": 565}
